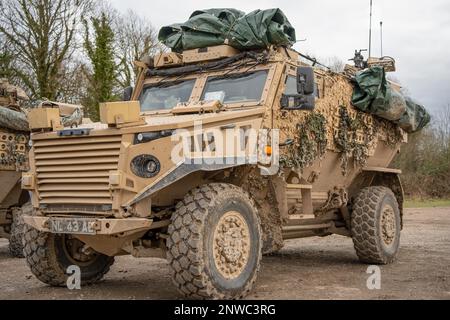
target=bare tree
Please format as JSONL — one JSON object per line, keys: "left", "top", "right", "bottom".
{"left": 300, "top": 54, "right": 345, "bottom": 73}
{"left": 0, "top": 0, "right": 91, "bottom": 100}
{"left": 115, "top": 10, "right": 162, "bottom": 88}
{"left": 56, "top": 59, "right": 90, "bottom": 105}
{"left": 326, "top": 56, "right": 345, "bottom": 73}
{"left": 435, "top": 104, "right": 450, "bottom": 150}
{"left": 0, "top": 35, "right": 14, "bottom": 79}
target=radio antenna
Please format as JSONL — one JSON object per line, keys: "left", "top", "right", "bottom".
{"left": 368, "top": 0, "right": 373, "bottom": 58}
{"left": 380, "top": 21, "right": 384, "bottom": 57}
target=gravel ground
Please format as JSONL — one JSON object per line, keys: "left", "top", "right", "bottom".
{"left": 0, "top": 207, "right": 449, "bottom": 300}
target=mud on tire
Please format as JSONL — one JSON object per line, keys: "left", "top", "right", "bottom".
{"left": 167, "top": 183, "right": 262, "bottom": 299}
{"left": 23, "top": 225, "right": 115, "bottom": 287}
{"left": 351, "top": 186, "right": 401, "bottom": 265}
{"left": 8, "top": 202, "right": 31, "bottom": 258}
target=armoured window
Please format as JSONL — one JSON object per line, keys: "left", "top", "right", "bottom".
{"left": 201, "top": 70, "right": 269, "bottom": 104}
{"left": 139, "top": 79, "right": 196, "bottom": 111}
{"left": 314, "top": 83, "right": 320, "bottom": 98}
{"left": 284, "top": 76, "right": 297, "bottom": 95}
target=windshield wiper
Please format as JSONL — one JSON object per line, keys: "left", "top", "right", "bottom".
{"left": 150, "top": 80, "right": 186, "bottom": 89}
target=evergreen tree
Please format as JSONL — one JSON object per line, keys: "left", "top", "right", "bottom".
{"left": 84, "top": 12, "right": 117, "bottom": 121}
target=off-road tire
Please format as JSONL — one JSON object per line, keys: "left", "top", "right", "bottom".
{"left": 167, "top": 183, "right": 262, "bottom": 300}
{"left": 8, "top": 203, "right": 31, "bottom": 258}
{"left": 351, "top": 186, "right": 401, "bottom": 265}
{"left": 23, "top": 226, "right": 115, "bottom": 287}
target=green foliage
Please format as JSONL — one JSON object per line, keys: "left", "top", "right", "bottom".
{"left": 394, "top": 106, "right": 450, "bottom": 198}
{"left": 281, "top": 112, "right": 328, "bottom": 171}
{"left": 83, "top": 12, "right": 118, "bottom": 121}
{"left": 334, "top": 106, "right": 377, "bottom": 175}
{"left": 405, "top": 199, "right": 450, "bottom": 208}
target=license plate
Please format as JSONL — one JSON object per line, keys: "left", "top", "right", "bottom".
{"left": 50, "top": 218, "right": 97, "bottom": 235}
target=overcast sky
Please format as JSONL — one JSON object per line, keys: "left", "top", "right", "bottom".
{"left": 109, "top": 0, "right": 450, "bottom": 115}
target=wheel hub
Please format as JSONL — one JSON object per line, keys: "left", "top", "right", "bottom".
{"left": 213, "top": 211, "right": 250, "bottom": 280}
{"left": 381, "top": 205, "right": 396, "bottom": 246}
{"left": 63, "top": 235, "right": 97, "bottom": 266}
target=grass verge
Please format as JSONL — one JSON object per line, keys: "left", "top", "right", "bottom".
{"left": 405, "top": 199, "right": 450, "bottom": 208}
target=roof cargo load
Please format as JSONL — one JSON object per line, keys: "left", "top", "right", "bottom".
{"left": 351, "top": 66, "right": 431, "bottom": 133}
{"left": 159, "top": 8, "right": 296, "bottom": 52}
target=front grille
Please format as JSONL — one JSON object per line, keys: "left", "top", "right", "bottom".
{"left": 33, "top": 134, "right": 121, "bottom": 206}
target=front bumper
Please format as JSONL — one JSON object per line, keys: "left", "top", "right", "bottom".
{"left": 23, "top": 216, "right": 154, "bottom": 236}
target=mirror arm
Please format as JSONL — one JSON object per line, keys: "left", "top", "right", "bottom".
{"left": 280, "top": 94, "right": 315, "bottom": 111}
{"left": 280, "top": 138, "right": 295, "bottom": 147}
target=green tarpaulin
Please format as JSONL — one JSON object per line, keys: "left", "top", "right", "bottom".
{"left": 352, "top": 66, "right": 430, "bottom": 133}
{"left": 399, "top": 97, "right": 432, "bottom": 134}
{"left": 159, "top": 8, "right": 296, "bottom": 52}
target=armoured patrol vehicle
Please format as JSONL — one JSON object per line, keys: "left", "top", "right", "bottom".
{"left": 21, "top": 5, "right": 431, "bottom": 300}
{"left": 21, "top": 43, "right": 412, "bottom": 299}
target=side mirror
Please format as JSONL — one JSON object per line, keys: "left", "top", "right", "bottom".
{"left": 123, "top": 86, "right": 134, "bottom": 101}
{"left": 281, "top": 66, "right": 316, "bottom": 111}
{"left": 297, "top": 66, "right": 315, "bottom": 95}
{"left": 280, "top": 94, "right": 315, "bottom": 111}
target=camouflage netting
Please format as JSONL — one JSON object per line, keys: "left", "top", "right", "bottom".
{"left": 277, "top": 73, "right": 404, "bottom": 176}
{"left": 0, "top": 106, "right": 29, "bottom": 132}
{"left": 159, "top": 8, "right": 296, "bottom": 52}
{"left": 351, "top": 66, "right": 430, "bottom": 133}
{"left": 280, "top": 112, "right": 328, "bottom": 170}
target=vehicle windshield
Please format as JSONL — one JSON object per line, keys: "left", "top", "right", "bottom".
{"left": 139, "top": 79, "right": 195, "bottom": 111}
{"left": 201, "top": 70, "right": 269, "bottom": 104}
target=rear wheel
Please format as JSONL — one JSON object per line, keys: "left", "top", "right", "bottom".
{"left": 23, "top": 226, "right": 114, "bottom": 287}
{"left": 351, "top": 186, "right": 401, "bottom": 264}
{"left": 167, "top": 183, "right": 262, "bottom": 299}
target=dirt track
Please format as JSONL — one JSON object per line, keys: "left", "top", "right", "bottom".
{"left": 0, "top": 207, "right": 449, "bottom": 300}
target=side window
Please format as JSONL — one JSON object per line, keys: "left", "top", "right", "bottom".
{"left": 284, "top": 76, "right": 297, "bottom": 95}
{"left": 314, "top": 82, "right": 320, "bottom": 98}
{"left": 316, "top": 76, "right": 324, "bottom": 98}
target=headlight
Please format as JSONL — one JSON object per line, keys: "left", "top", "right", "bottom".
{"left": 134, "top": 130, "right": 174, "bottom": 144}
{"left": 131, "top": 155, "right": 161, "bottom": 178}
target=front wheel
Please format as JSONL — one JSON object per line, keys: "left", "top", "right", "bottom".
{"left": 23, "top": 226, "right": 114, "bottom": 287}
{"left": 167, "top": 183, "right": 262, "bottom": 299}
{"left": 351, "top": 186, "right": 401, "bottom": 264}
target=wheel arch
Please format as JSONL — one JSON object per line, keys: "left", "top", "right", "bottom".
{"left": 124, "top": 161, "right": 254, "bottom": 209}
{"left": 349, "top": 169, "right": 405, "bottom": 229}
{"left": 1, "top": 180, "right": 30, "bottom": 209}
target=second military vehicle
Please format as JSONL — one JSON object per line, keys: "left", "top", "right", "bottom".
{"left": 1, "top": 79, "right": 85, "bottom": 258}
{"left": 0, "top": 79, "right": 32, "bottom": 257}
